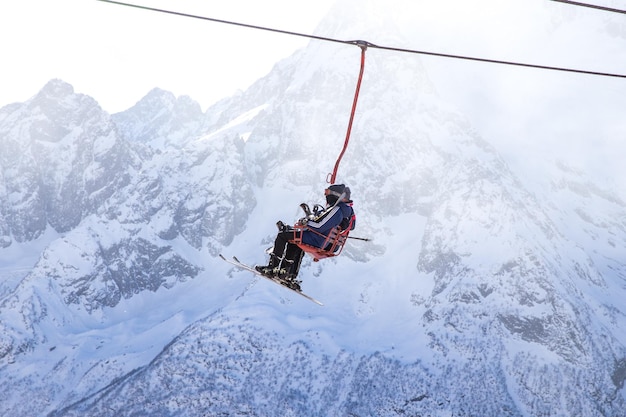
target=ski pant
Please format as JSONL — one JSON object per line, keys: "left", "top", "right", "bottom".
{"left": 270, "top": 230, "right": 304, "bottom": 277}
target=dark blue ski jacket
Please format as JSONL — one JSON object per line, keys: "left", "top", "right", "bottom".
{"left": 301, "top": 202, "right": 355, "bottom": 249}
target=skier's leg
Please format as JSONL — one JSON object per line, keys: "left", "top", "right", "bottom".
{"left": 284, "top": 244, "right": 304, "bottom": 278}
{"left": 256, "top": 231, "right": 292, "bottom": 275}
{"left": 273, "top": 243, "right": 303, "bottom": 291}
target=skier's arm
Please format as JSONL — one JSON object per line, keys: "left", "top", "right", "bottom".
{"left": 306, "top": 206, "right": 341, "bottom": 234}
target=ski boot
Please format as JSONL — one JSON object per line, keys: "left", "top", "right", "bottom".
{"left": 284, "top": 276, "right": 302, "bottom": 292}
{"left": 255, "top": 253, "right": 281, "bottom": 277}
{"left": 254, "top": 265, "right": 275, "bottom": 276}
{"left": 274, "top": 260, "right": 302, "bottom": 291}
{"left": 276, "top": 272, "right": 302, "bottom": 292}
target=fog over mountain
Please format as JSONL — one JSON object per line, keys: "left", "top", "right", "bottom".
{"left": 1, "top": 0, "right": 625, "bottom": 416}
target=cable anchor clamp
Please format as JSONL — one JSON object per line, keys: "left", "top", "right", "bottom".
{"left": 348, "top": 39, "right": 376, "bottom": 51}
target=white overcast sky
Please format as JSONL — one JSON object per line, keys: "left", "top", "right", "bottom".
{"left": 2, "top": 0, "right": 624, "bottom": 115}
{"left": 0, "top": 0, "right": 334, "bottom": 113}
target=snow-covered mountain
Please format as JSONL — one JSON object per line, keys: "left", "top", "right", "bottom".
{"left": 1, "top": 0, "right": 626, "bottom": 416}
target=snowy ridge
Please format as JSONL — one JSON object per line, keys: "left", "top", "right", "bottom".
{"left": 1, "top": 0, "right": 626, "bottom": 415}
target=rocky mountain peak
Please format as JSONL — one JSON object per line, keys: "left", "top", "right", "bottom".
{"left": 112, "top": 87, "right": 204, "bottom": 148}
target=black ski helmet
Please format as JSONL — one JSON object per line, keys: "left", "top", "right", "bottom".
{"left": 325, "top": 184, "right": 352, "bottom": 205}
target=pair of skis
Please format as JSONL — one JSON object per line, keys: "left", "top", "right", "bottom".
{"left": 219, "top": 254, "right": 323, "bottom": 306}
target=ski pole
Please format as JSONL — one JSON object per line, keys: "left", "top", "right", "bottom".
{"left": 348, "top": 236, "right": 371, "bottom": 242}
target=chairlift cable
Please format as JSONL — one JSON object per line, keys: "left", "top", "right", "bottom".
{"left": 96, "top": 0, "right": 356, "bottom": 47}
{"left": 549, "top": 0, "right": 626, "bottom": 15}
{"left": 96, "top": 0, "right": 626, "bottom": 80}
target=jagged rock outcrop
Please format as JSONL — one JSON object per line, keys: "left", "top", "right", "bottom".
{"left": 0, "top": 79, "right": 133, "bottom": 243}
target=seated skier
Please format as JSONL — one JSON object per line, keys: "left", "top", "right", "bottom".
{"left": 255, "top": 184, "right": 355, "bottom": 290}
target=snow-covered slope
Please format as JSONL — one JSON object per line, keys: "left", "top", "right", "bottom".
{"left": 1, "top": 0, "right": 626, "bottom": 416}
